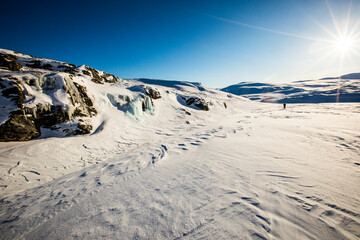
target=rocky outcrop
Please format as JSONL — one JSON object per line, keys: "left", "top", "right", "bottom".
{"left": 83, "top": 65, "right": 119, "bottom": 84}
{"left": 0, "top": 49, "right": 121, "bottom": 141}
{"left": 0, "top": 53, "right": 22, "bottom": 71}
{"left": 145, "top": 86, "right": 161, "bottom": 99}
{"left": 180, "top": 95, "right": 209, "bottom": 111}
{"left": 0, "top": 113, "right": 40, "bottom": 141}
{"left": 0, "top": 73, "right": 97, "bottom": 141}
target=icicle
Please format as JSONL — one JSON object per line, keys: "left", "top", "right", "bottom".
{"left": 32, "top": 107, "right": 37, "bottom": 119}
{"left": 65, "top": 105, "right": 74, "bottom": 120}
{"left": 22, "top": 109, "right": 27, "bottom": 121}
{"left": 144, "top": 96, "right": 154, "bottom": 114}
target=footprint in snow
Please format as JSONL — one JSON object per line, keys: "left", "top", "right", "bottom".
{"left": 183, "top": 137, "right": 194, "bottom": 141}
{"left": 191, "top": 142, "right": 201, "bottom": 146}
{"left": 27, "top": 170, "right": 40, "bottom": 175}
{"left": 226, "top": 191, "right": 237, "bottom": 194}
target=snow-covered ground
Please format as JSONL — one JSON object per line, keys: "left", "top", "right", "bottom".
{"left": 0, "top": 96, "right": 359, "bottom": 239}
{"left": 0, "top": 48, "right": 359, "bottom": 239}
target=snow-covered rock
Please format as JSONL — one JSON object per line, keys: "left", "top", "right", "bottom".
{"left": 145, "top": 86, "right": 161, "bottom": 99}
{"left": 179, "top": 95, "right": 210, "bottom": 111}
{"left": 0, "top": 49, "right": 220, "bottom": 141}
{"left": 0, "top": 50, "right": 109, "bottom": 141}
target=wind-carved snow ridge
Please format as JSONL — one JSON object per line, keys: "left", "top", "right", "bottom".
{"left": 0, "top": 48, "right": 360, "bottom": 240}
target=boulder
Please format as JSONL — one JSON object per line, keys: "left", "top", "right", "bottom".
{"left": 145, "top": 86, "right": 161, "bottom": 99}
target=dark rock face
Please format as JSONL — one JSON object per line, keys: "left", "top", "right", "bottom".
{"left": 73, "top": 82, "right": 97, "bottom": 116}
{"left": 24, "top": 105, "right": 68, "bottom": 129}
{"left": 0, "top": 53, "right": 22, "bottom": 71}
{"left": 26, "top": 60, "right": 54, "bottom": 71}
{"left": 192, "top": 99, "right": 209, "bottom": 111}
{"left": 26, "top": 60, "right": 41, "bottom": 68}
{"left": 0, "top": 114, "right": 40, "bottom": 141}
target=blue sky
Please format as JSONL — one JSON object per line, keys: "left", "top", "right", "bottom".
{"left": 1, "top": 0, "right": 359, "bottom": 88}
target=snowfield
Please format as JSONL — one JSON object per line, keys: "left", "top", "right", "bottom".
{"left": 1, "top": 100, "right": 359, "bottom": 239}
{"left": 0, "top": 49, "right": 359, "bottom": 239}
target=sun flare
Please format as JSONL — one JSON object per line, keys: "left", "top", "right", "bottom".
{"left": 335, "top": 36, "right": 353, "bottom": 53}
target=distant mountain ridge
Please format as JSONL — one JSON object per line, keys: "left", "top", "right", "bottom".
{"left": 221, "top": 73, "right": 360, "bottom": 103}
{"left": 320, "top": 72, "right": 360, "bottom": 80}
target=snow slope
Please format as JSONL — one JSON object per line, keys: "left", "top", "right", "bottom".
{"left": 0, "top": 49, "right": 359, "bottom": 239}
{"left": 221, "top": 74, "right": 360, "bottom": 103}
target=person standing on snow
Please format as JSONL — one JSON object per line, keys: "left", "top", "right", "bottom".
{"left": 283, "top": 103, "right": 286, "bottom": 109}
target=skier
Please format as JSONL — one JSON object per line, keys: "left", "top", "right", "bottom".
{"left": 283, "top": 103, "right": 286, "bottom": 109}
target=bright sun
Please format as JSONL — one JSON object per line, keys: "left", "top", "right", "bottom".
{"left": 335, "top": 37, "right": 353, "bottom": 53}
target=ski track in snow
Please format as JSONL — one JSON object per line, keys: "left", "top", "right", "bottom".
{"left": 0, "top": 101, "right": 359, "bottom": 239}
